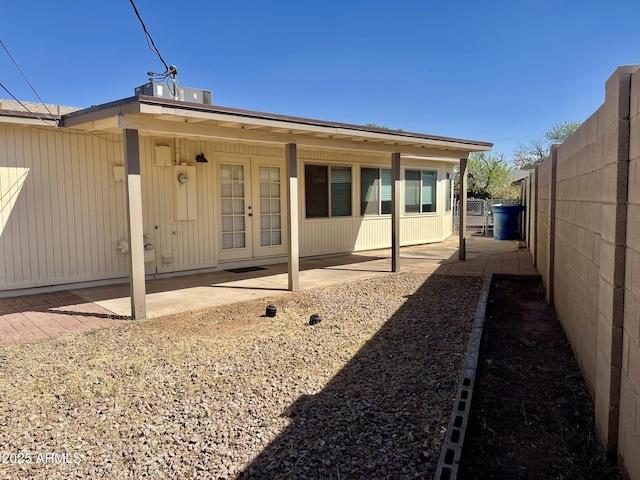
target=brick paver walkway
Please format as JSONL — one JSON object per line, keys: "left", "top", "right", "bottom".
{"left": 0, "top": 291, "right": 125, "bottom": 346}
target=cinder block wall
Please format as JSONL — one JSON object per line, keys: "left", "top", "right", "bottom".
{"left": 536, "top": 155, "right": 552, "bottom": 300}
{"left": 619, "top": 67, "right": 640, "bottom": 479}
{"left": 534, "top": 65, "right": 640, "bottom": 477}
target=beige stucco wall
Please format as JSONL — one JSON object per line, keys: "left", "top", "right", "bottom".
{"left": 534, "top": 65, "right": 640, "bottom": 477}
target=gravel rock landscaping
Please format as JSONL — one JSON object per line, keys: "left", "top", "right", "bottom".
{"left": 0, "top": 273, "right": 482, "bottom": 479}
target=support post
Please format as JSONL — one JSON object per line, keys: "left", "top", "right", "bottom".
{"left": 123, "top": 129, "right": 146, "bottom": 320}
{"left": 286, "top": 143, "right": 299, "bottom": 291}
{"left": 391, "top": 152, "right": 401, "bottom": 272}
{"left": 459, "top": 158, "right": 468, "bottom": 261}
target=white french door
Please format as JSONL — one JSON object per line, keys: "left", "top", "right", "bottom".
{"left": 218, "top": 156, "right": 287, "bottom": 261}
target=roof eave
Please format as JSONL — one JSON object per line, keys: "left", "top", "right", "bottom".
{"left": 59, "top": 95, "right": 492, "bottom": 156}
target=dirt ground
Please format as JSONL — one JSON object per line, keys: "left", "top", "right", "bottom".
{"left": 459, "top": 274, "right": 622, "bottom": 480}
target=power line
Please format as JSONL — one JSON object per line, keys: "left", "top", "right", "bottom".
{"left": 128, "top": 0, "right": 169, "bottom": 72}
{"left": 0, "top": 82, "right": 57, "bottom": 126}
{"left": 127, "top": 0, "right": 178, "bottom": 95}
{"left": 0, "top": 38, "right": 55, "bottom": 120}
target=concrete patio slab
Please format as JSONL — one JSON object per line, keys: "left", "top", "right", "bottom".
{"left": 0, "top": 236, "right": 538, "bottom": 347}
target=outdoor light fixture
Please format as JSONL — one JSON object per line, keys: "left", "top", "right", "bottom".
{"left": 177, "top": 173, "right": 188, "bottom": 184}
{"left": 195, "top": 153, "right": 208, "bottom": 163}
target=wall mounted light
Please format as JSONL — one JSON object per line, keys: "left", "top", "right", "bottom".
{"left": 178, "top": 173, "right": 188, "bottom": 184}
{"left": 195, "top": 153, "right": 208, "bottom": 163}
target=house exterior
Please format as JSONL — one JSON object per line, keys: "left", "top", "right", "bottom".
{"left": 0, "top": 94, "right": 491, "bottom": 317}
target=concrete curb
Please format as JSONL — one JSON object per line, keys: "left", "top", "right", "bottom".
{"left": 434, "top": 273, "right": 492, "bottom": 480}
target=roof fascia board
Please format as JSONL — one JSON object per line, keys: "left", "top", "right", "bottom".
{"left": 116, "top": 114, "right": 474, "bottom": 157}
{"left": 0, "top": 115, "right": 57, "bottom": 127}
{"left": 60, "top": 98, "right": 141, "bottom": 128}
{"left": 137, "top": 96, "right": 492, "bottom": 147}
{"left": 137, "top": 101, "right": 491, "bottom": 151}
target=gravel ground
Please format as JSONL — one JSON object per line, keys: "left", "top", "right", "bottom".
{"left": 0, "top": 273, "right": 482, "bottom": 480}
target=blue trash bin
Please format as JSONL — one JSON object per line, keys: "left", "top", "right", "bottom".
{"left": 492, "top": 204, "right": 524, "bottom": 240}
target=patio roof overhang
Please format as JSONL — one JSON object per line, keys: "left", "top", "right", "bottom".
{"left": 59, "top": 96, "right": 492, "bottom": 159}
{"left": 58, "top": 96, "right": 491, "bottom": 320}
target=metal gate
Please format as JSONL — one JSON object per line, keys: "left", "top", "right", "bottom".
{"left": 453, "top": 198, "right": 521, "bottom": 237}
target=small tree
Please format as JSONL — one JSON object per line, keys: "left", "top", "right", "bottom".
{"left": 456, "top": 152, "right": 520, "bottom": 199}
{"left": 513, "top": 121, "right": 581, "bottom": 170}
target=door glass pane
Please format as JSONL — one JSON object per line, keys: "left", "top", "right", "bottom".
{"left": 222, "top": 216, "right": 233, "bottom": 232}
{"left": 222, "top": 233, "right": 234, "bottom": 249}
{"left": 259, "top": 166, "right": 282, "bottom": 246}
{"left": 220, "top": 164, "right": 231, "bottom": 181}
{"left": 220, "top": 163, "right": 246, "bottom": 250}
{"left": 232, "top": 182, "right": 244, "bottom": 197}
{"left": 234, "top": 233, "right": 245, "bottom": 248}
{"left": 221, "top": 183, "right": 232, "bottom": 197}
{"left": 221, "top": 199, "right": 233, "bottom": 215}
{"left": 232, "top": 165, "right": 244, "bottom": 181}
{"left": 261, "top": 231, "right": 271, "bottom": 246}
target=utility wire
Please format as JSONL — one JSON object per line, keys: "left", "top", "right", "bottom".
{"left": 0, "top": 82, "right": 56, "bottom": 126}
{"left": 0, "top": 38, "right": 55, "bottom": 120}
{"left": 128, "top": 0, "right": 169, "bottom": 72}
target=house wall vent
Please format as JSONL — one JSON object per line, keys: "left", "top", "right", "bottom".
{"left": 134, "top": 82, "right": 212, "bottom": 105}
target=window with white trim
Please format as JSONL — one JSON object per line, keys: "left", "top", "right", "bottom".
{"left": 404, "top": 169, "right": 437, "bottom": 213}
{"left": 360, "top": 167, "right": 392, "bottom": 216}
{"left": 305, "top": 164, "right": 352, "bottom": 218}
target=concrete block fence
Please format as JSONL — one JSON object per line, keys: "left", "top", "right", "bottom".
{"left": 526, "top": 64, "right": 640, "bottom": 479}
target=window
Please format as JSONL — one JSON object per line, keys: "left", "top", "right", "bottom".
{"left": 305, "top": 164, "right": 352, "bottom": 218}
{"left": 445, "top": 172, "right": 452, "bottom": 212}
{"left": 404, "top": 169, "right": 437, "bottom": 213}
{"left": 361, "top": 167, "right": 392, "bottom": 215}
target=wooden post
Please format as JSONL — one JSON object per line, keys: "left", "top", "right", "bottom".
{"left": 286, "top": 143, "right": 299, "bottom": 291}
{"left": 123, "top": 129, "right": 146, "bottom": 319}
{"left": 391, "top": 152, "right": 401, "bottom": 272}
{"left": 459, "top": 158, "right": 468, "bottom": 261}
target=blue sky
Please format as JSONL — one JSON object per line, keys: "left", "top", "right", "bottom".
{"left": 1, "top": 1, "right": 639, "bottom": 161}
